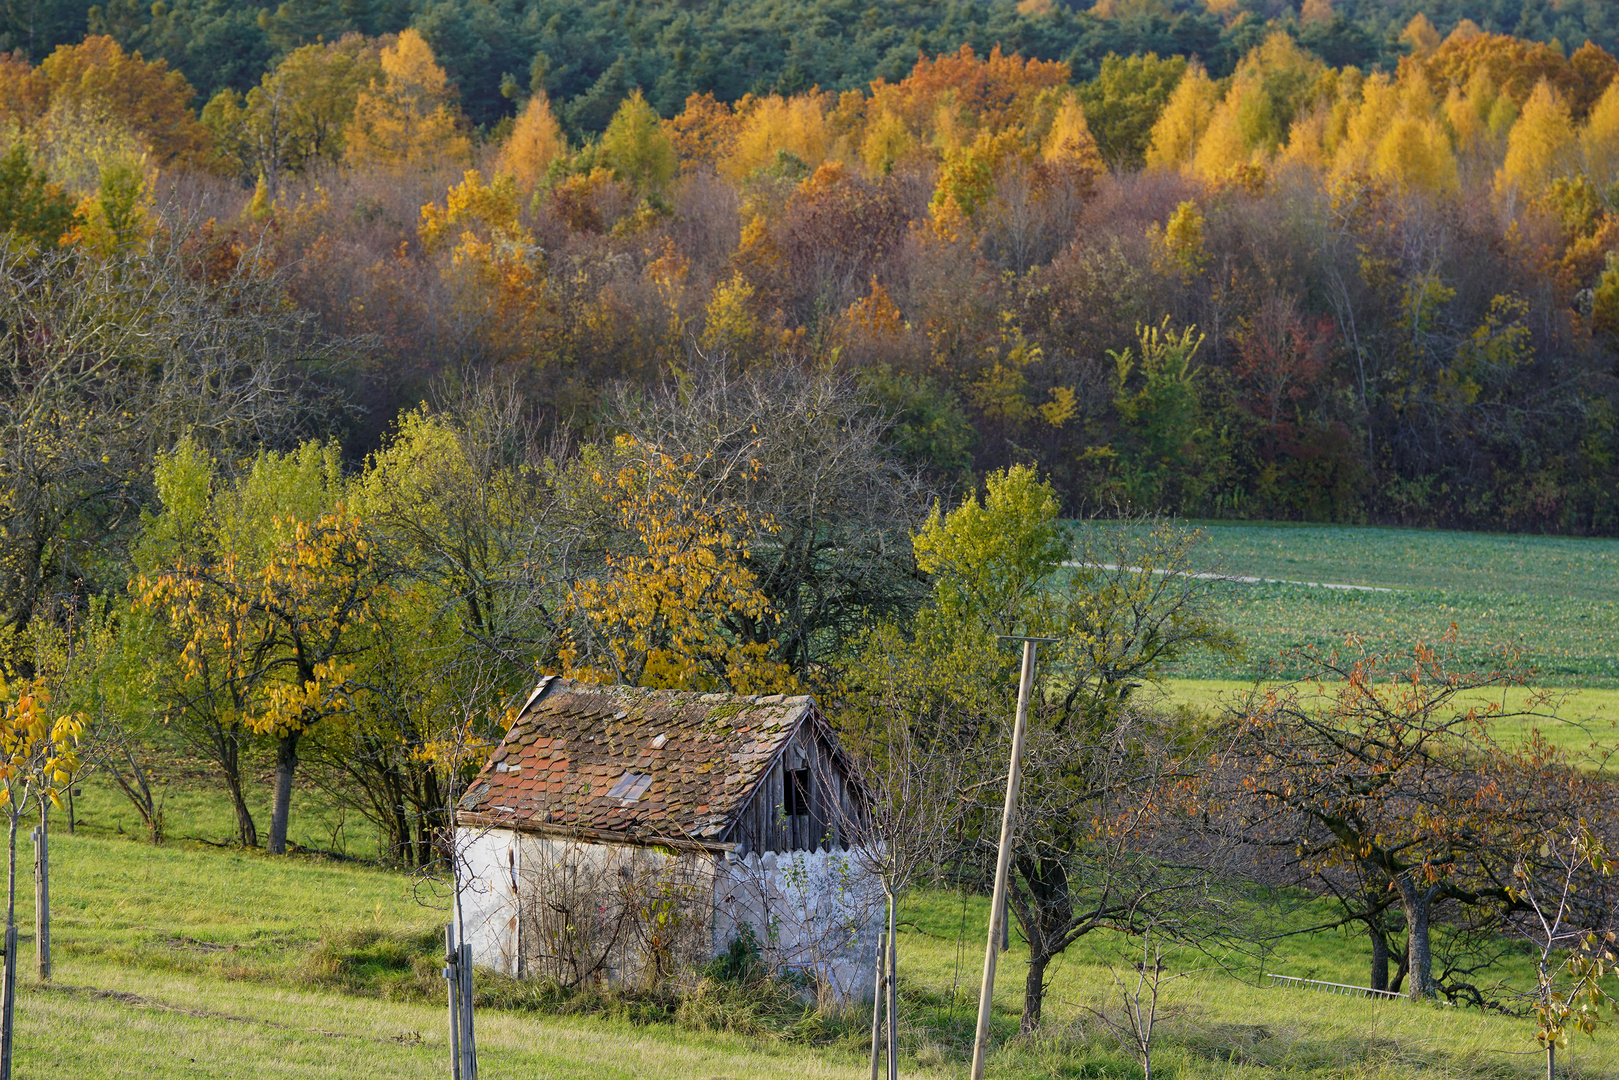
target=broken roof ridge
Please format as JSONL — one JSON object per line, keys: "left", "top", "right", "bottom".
{"left": 459, "top": 677, "right": 828, "bottom": 848}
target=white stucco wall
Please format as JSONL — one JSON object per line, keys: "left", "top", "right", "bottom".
{"left": 455, "top": 826, "right": 884, "bottom": 1002}
{"left": 456, "top": 827, "right": 522, "bottom": 976}
{"left": 712, "top": 847, "right": 885, "bottom": 1002}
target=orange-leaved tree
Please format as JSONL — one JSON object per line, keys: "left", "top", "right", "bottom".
{"left": 345, "top": 29, "right": 469, "bottom": 171}
{"left": 0, "top": 674, "right": 80, "bottom": 1070}
{"left": 560, "top": 436, "right": 796, "bottom": 694}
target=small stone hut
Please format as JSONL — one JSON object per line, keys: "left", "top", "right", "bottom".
{"left": 455, "top": 677, "right": 882, "bottom": 998}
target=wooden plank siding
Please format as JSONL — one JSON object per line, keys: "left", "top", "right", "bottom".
{"left": 728, "top": 721, "right": 855, "bottom": 856}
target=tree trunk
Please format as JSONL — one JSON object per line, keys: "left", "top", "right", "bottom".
{"left": 268, "top": 731, "right": 300, "bottom": 856}
{"left": 1021, "top": 950, "right": 1049, "bottom": 1034}
{"left": 1392, "top": 874, "right": 1433, "bottom": 1000}
{"left": 207, "top": 719, "right": 255, "bottom": 848}
{"left": 1368, "top": 917, "right": 1389, "bottom": 993}
{"left": 224, "top": 765, "right": 257, "bottom": 849}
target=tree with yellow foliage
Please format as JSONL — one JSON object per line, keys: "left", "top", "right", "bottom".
{"left": 1144, "top": 62, "right": 1217, "bottom": 170}
{"left": 1497, "top": 80, "right": 1576, "bottom": 199}
{"left": 719, "top": 93, "right": 831, "bottom": 182}
{"left": 667, "top": 92, "right": 740, "bottom": 173}
{"left": 0, "top": 675, "right": 81, "bottom": 1070}
{"left": 1041, "top": 92, "right": 1103, "bottom": 173}
{"left": 1400, "top": 13, "right": 1442, "bottom": 58}
{"left": 1190, "top": 85, "right": 1257, "bottom": 181}
{"left": 134, "top": 438, "right": 387, "bottom": 856}
{"left": 1188, "top": 33, "right": 1326, "bottom": 182}
{"left": 599, "top": 90, "right": 677, "bottom": 196}
{"left": 498, "top": 91, "right": 566, "bottom": 193}
{"left": 1329, "top": 71, "right": 1458, "bottom": 197}
{"left": 560, "top": 436, "right": 796, "bottom": 695}
{"left": 35, "top": 36, "right": 208, "bottom": 167}
{"left": 1300, "top": 0, "right": 1333, "bottom": 27}
{"left": 203, "top": 36, "right": 381, "bottom": 192}
{"left": 345, "top": 29, "right": 469, "bottom": 172}
{"left": 1581, "top": 81, "right": 1619, "bottom": 185}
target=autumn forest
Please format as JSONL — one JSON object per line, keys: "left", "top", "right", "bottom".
{"left": 6, "top": 5, "right": 1619, "bottom": 1072}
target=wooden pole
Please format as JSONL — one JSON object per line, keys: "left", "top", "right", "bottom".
{"left": 33, "top": 805, "right": 47, "bottom": 982}
{"left": 886, "top": 896, "right": 898, "bottom": 1080}
{"left": 969, "top": 638, "right": 1040, "bottom": 1080}
{"left": 868, "top": 930, "right": 885, "bottom": 1080}
{"left": 445, "top": 924, "right": 461, "bottom": 1080}
{"left": 0, "top": 923, "right": 14, "bottom": 1080}
{"left": 459, "top": 940, "right": 477, "bottom": 1080}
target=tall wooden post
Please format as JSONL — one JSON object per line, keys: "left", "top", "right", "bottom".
{"left": 458, "top": 939, "right": 477, "bottom": 1080}
{"left": 886, "top": 896, "right": 898, "bottom": 1080}
{"left": 0, "top": 922, "right": 15, "bottom": 1080}
{"left": 969, "top": 637, "right": 1045, "bottom": 1080}
{"left": 868, "top": 930, "right": 885, "bottom": 1080}
{"left": 32, "top": 805, "right": 47, "bottom": 982}
{"left": 444, "top": 923, "right": 462, "bottom": 1080}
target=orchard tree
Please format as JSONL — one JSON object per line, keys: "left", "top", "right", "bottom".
{"left": 1219, "top": 638, "right": 1607, "bottom": 1000}
{"left": 135, "top": 439, "right": 386, "bottom": 855}
{"left": 611, "top": 364, "right": 927, "bottom": 684}
{"left": 846, "top": 466, "right": 1238, "bottom": 1033}
{"left": 559, "top": 435, "right": 796, "bottom": 694}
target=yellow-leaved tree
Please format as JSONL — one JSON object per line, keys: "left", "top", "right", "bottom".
{"left": 345, "top": 29, "right": 470, "bottom": 171}
{"left": 1581, "top": 81, "right": 1619, "bottom": 185}
{"left": 135, "top": 438, "right": 386, "bottom": 855}
{"left": 1041, "top": 91, "right": 1104, "bottom": 172}
{"left": 498, "top": 90, "right": 566, "bottom": 193}
{"left": 0, "top": 674, "right": 80, "bottom": 1056}
{"left": 719, "top": 93, "right": 831, "bottom": 181}
{"left": 598, "top": 90, "right": 678, "bottom": 196}
{"left": 1144, "top": 62, "right": 1217, "bottom": 170}
{"left": 560, "top": 436, "right": 796, "bottom": 694}
{"left": 1497, "top": 79, "right": 1576, "bottom": 198}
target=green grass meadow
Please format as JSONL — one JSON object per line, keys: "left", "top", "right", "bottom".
{"left": 14, "top": 813, "right": 1614, "bottom": 1080}
{"left": 12, "top": 520, "right": 1619, "bottom": 1078}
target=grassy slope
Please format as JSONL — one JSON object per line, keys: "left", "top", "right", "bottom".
{"left": 13, "top": 785, "right": 1615, "bottom": 1079}
{"left": 1149, "top": 522, "right": 1619, "bottom": 687}
{"left": 894, "top": 891, "right": 1619, "bottom": 1080}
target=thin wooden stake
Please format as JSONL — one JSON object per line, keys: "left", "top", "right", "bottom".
{"left": 33, "top": 806, "right": 47, "bottom": 982}
{"left": 969, "top": 638, "right": 1042, "bottom": 1080}
{"left": 869, "top": 931, "right": 885, "bottom": 1080}
{"left": 886, "top": 896, "right": 898, "bottom": 1080}
{"left": 445, "top": 924, "right": 461, "bottom": 1080}
{"left": 459, "top": 940, "right": 477, "bottom": 1080}
{"left": 0, "top": 922, "right": 15, "bottom": 1080}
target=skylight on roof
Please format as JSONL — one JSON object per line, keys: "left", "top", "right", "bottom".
{"left": 606, "top": 771, "right": 654, "bottom": 802}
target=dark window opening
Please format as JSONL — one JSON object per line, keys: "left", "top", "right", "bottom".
{"left": 785, "top": 768, "right": 811, "bottom": 817}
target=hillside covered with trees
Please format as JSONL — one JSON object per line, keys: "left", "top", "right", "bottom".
{"left": 8, "top": 10, "right": 1619, "bottom": 1057}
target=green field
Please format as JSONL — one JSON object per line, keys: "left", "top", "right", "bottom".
{"left": 11, "top": 807, "right": 1611, "bottom": 1080}
{"left": 1156, "top": 523, "right": 1619, "bottom": 687}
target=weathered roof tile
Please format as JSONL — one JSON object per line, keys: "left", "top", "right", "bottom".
{"left": 457, "top": 678, "right": 821, "bottom": 844}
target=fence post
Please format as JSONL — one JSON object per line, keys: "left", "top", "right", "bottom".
{"left": 869, "top": 930, "right": 885, "bottom": 1080}
{"left": 444, "top": 924, "right": 461, "bottom": 1080}
{"left": 1, "top": 922, "right": 16, "bottom": 1080}
{"left": 33, "top": 806, "right": 47, "bottom": 982}
{"left": 459, "top": 940, "right": 477, "bottom": 1080}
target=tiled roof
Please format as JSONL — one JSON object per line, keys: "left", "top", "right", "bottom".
{"left": 456, "top": 678, "right": 819, "bottom": 846}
